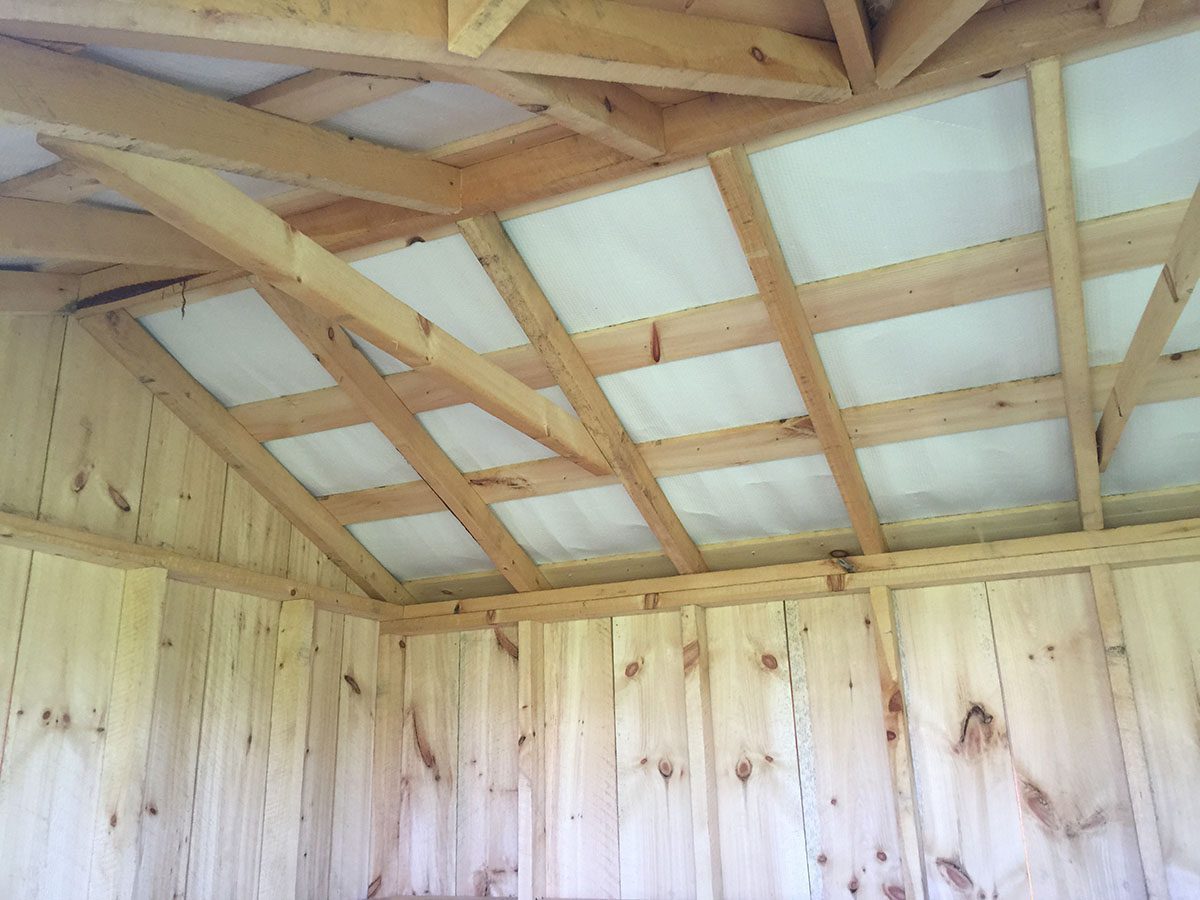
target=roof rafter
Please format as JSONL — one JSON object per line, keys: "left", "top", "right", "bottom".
{"left": 252, "top": 279, "right": 552, "bottom": 593}
{"left": 77, "top": 308, "right": 413, "bottom": 603}
{"left": 1027, "top": 56, "right": 1104, "bottom": 531}
{"left": 449, "top": 0, "right": 533, "bottom": 58}
{"left": 872, "top": 0, "right": 990, "bottom": 89}
{"left": 823, "top": 0, "right": 876, "bottom": 92}
{"left": 709, "top": 144, "right": 888, "bottom": 555}
{"left": 458, "top": 213, "right": 707, "bottom": 575}
{"left": 48, "top": 137, "right": 611, "bottom": 477}
{"left": 1097, "top": 180, "right": 1200, "bottom": 469}
{"left": 0, "top": 35, "right": 461, "bottom": 213}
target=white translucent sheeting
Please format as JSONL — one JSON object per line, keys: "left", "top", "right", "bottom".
{"left": 659, "top": 455, "right": 851, "bottom": 546}
{"left": 417, "top": 387, "right": 575, "bottom": 472}
{"left": 350, "top": 234, "right": 531, "bottom": 353}
{"left": 264, "top": 423, "right": 420, "bottom": 498}
{"left": 139, "top": 289, "right": 335, "bottom": 406}
{"left": 1064, "top": 31, "right": 1200, "bottom": 222}
{"left": 750, "top": 79, "right": 1044, "bottom": 283}
{"left": 0, "top": 125, "right": 56, "bottom": 182}
{"left": 82, "top": 46, "right": 307, "bottom": 98}
{"left": 492, "top": 485, "right": 659, "bottom": 564}
{"left": 1084, "top": 266, "right": 1200, "bottom": 366}
{"left": 322, "top": 82, "right": 533, "bottom": 151}
{"left": 598, "top": 343, "right": 807, "bottom": 443}
{"left": 818, "top": 288, "right": 1061, "bottom": 408}
{"left": 858, "top": 419, "right": 1077, "bottom": 523}
{"left": 503, "top": 167, "right": 758, "bottom": 333}
{"left": 1101, "top": 397, "right": 1200, "bottom": 496}
{"left": 350, "top": 512, "right": 495, "bottom": 580}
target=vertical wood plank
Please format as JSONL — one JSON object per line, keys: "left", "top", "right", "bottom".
{"left": 88, "top": 566, "right": 168, "bottom": 900}
{"left": 543, "top": 618, "right": 620, "bottom": 900}
{"left": 397, "top": 631, "right": 460, "bottom": 895}
{"left": 707, "top": 602, "right": 808, "bottom": 899}
{"left": 988, "top": 573, "right": 1146, "bottom": 898}
{"left": 218, "top": 468, "right": 292, "bottom": 576}
{"left": 680, "top": 605, "right": 723, "bottom": 900}
{"left": 517, "top": 620, "right": 545, "bottom": 900}
{"left": 0, "top": 546, "right": 33, "bottom": 774}
{"left": 39, "top": 320, "right": 153, "bottom": 540}
{"left": 0, "top": 555, "right": 125, "bottom": 899}
{"left": 893, "top": 582, "right": 1030, "bottom": 899}
{"left": 787, "top": 593, "right": 905, "bottom": 899}
{"left": 288, "top": 528, "right": 349, "bottom": 592}
{"left": 457, "top": 626, "right": 520, "bottom": 897}
{"left": 257, "top": 599, "right": 316, "bottom": 900}
{"left": 612, "top": 611, "right": 695, "bottom": 899}
{"left": 0, "top": 315, "right": 65, "bottom": 517}
{"left": 185, "top": 590, "right": 280, "bottom": 899}
{"left": 370, "top": 633, "right": 407, "bottom": 899}
{"left": 1112, "top": 561, "right": 1200, "bottom": 898}
{"left": 330, "top": 614, "right": 379, "bottom": 900}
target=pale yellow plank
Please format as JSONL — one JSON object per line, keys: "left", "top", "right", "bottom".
{"left": 218, "top": 468, "right": 293, "bottom": 576}
{"left": 0, "top": 315, "right": 64, "bottom": 518}
{"left": 517, "top": 620, "right": 545, "bottom": 900}
{"left": 987, "top": 573, "right": 1146, "bottom": 898}
{"left": 893, "top": 582, "right": 1030, "bottom": 899}
{"left": 612, "top": 611, "right": 695, "bottom": 898}
{"left": 370, "top": 633, "right": 407, "bottom": 899}
{"left": 0, "top": 546, "right": 32, "bottom": 771}
{"left": 330, "top": 614, "right": 379, "bottom": 900}
{"left": 397, "top": 632, "right": 460, "bottom": 895}
{"left": 706, "top": 602, "right": 808, "bottom": 898}
{"left": 1112, "top": 561, "right": 1200, "bottom": 898}
{"left": 543, "top": 618, "right": 620, "bottom": 899}
{"left": 680, "top": 605, "right": 723, "bottom": 900}
{"left": 0, "top": 554, "right": 125, "bottom": 898}
{"left": 457, "top": 626, "right": 520, "bottom": 896}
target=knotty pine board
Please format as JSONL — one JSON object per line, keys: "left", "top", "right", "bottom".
{"left": 706, "top": 602, "right": 808, "bottom": 899}
{"left": 612, "top": 610, "right": 695, "bottom": 900}
{"left": 786, "top": 593, "right": 907, "bottom": 899}
{"left": 0, "top": 545, "right": 32, "bottom": 768}
{"left": 457, "top": 627, "right": 520, "bottom": 898}
{"left": 217, "top": 468, "right": 292, "bottom": 576}
{"left": 987, "top": 573, "right": 1146, "bottom": 898}
{"left": 893, "top": 582, "right": 1030, "bottom": 899}
{"left": 543, "top": 618, "right": 620, "bottom": 899}
{"left": 371, "top": 633, "right": 407, "bottom": 899}
{"left": 0, "top": 315, "right": 64, "bottom": 518}
{"left": 1113, "top": 561, "right": 1200, "bottom": 897}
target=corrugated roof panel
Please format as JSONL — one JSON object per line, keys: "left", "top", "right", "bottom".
{"left": 264, "top": 423, "right": 420, "bottom": 497}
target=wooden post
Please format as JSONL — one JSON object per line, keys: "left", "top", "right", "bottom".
{"left": 680, "top": 605, "right": 723, "bottom": 900}
{"left": 517, "top": 620, "right": 545, "bottom": 900}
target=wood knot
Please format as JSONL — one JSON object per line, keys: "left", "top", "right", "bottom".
{"left": 109, "top": 813, "right": 118, "bottom": 828}
{"left": 625, "top": 660, "right": 641, "bottom": 678}
{"left": 602, "top": 95, "right": 614, "bottom": 113}
{"left": 417, "top": 313, "right": 432, "bottom": 336}
{"left": 72, "top": 467, "right": 90, "bottom": 493}
{"left": 649, "top": 322, "right": 662, "bottom": 363}
{"left": 735, "top": 757, "right": 752, "bottom": 781}
{"left": 107, "top": 484, "right": 132, "bottom": 512}
{"left": 884, "top": 886, "right": 906, "bottom": 900}
{"left": 494, "top": 627, "right": 518, "bottom": 660}
{"left": 935, "top": 858, "right": 973, "bottom": 891}
{"left": 876, "top": 850, "right": 887, "bottom": 862}
{"left": 826, "top": 573, "right": 847, "bottom": 592}
{"left": 343, "top": 673, "right": 362, "bottom": 695}
{"left": 750, "top": 46, "right": 766, "bottom": 63}
{"left": 816, "top": 853, "right": 827, "bottom": 865}
{"left": 367, "top": 874, "right": 383, "bottom": 898}
{"left": 521, "top": 103, "right": 549, "bottom": 114}
{"left": 642, "top": 592, "right": 660, "bottom": 610}
{"left": 760, "top": 653, "right": 778, "bottom": 670}
{"left": 682, "top": 639, "right": 700, "bottom": 672}
{"left": 848, "top": 877, "right": 859, "bottom": 893}
{"left": 147, "top": 804, "right": 158, "bottom": 816}
{"left": 657, "top": 758, "right": 673, "bottom": 779}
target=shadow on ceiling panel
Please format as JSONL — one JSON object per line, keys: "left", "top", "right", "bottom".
{"left": 1100, "top": 396, "right": 1200, "bottom": 497}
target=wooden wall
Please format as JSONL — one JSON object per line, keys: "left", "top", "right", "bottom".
{"left": 373, "top": 563, "right": 1200, "bottom": 899}
{"left": 0, "top": 317, "right": 377, "bottom": 898}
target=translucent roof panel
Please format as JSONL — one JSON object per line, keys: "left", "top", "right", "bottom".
{"left": 817, "top": 288, "right": 1061, "bottom": 408}
{"left": 139, "top": 289, "right": 335, "bottom": 406}
{"left": 265, "top": 423, "right": 420, "bottom": 497}
{"left": 598, "top": 344, "right": 807, "bottom": 443}
{"left": 82, "top": 46, "right": 306, "bottom": 98}
{"left": 322, "top": 82, "right": 533, "bottom": 151}
{"left": 749, "top": 79, "right": 1044, "bottom": 283}
{"left": 1085, "top": 266, "right": 1200, "bottom": 366}
{"left": 492, "top": 485, "right": 659, "bottom": 564}
{"left": 0, "top": 125, "right": 56, "bottom": 182}
{"left": 1101, "top": 397, "right": 1200, "bottom": 496}
{"left": 351, "top": 512, "right": 495, "bottom": 580}
{"left": 858, "top": 419, "right": 1077, "bottom": 523}
{"left": 659, "top": 455, "right": 851, "bottom": 546}
{"left": 503, "top": 167, "right": 757, "bottom": 333}
{"left": 1064, "top": 30, "right": 1200, "bottom": 222}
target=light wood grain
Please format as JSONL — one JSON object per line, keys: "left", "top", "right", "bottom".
{"left": 823, "top": 0, "right": 875, "bottom": 91}
{"left": 449, "top": 0, "right": 532, "bottom": 56}
{"left": 370, "top": 633, "right": 407, "bottom": 899}
{"left": 0, "top": 270, "right": 79, "bottom": 313}
{"left": 873, "top": 0, "right": 990, "bottom": 89}
{"left": 680, "top": 605, "right": 723, "bottom": 900}
{"left": 0, "top": 315, "right": 64, "bottom": 517}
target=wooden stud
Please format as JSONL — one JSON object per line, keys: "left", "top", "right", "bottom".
{"left": 709, "top": 145, "right": 888, "bottom": 554}
{"left": 870, "top": 0, "right": 989, "bottom": 89}
{"left": 516, "top": 620, "right": 545, "bottom": 900}
{"left": 449, "top": 0, "right": 533, "bottom": 57}
{"left": 255, "top": 281, "right": 551, "bottom": 592}
{"left": 679, "top": 606, "right": 723, "bottom": 900}
{"left": 459, "top": 213, "right": 705, "bottom": 574}
{"left": 823, "top": 0, "right": 876, "bottom": 92}
{"left": 1027, "top": 56, "right": 1104, "bottom": 530}
{"left": 1097, "top": 181, "right": 1200, "bottom": 469}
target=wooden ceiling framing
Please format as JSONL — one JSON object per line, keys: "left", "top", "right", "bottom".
{"left": 0, "top": 0, "right": 1197, "bottom": 604}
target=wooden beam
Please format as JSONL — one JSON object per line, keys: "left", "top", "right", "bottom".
{"left": 0, "top": 197, "right": 225, "bottom": 269}
{"left": 0, "top": 36, "right": 460, "bottom": 213}
{"left": 449, "top": 0, "right": 533, "bottom": 57}
{"left": 253, "top": 280, "right": 551, "bottom": 592}
{"left": 872, "top": 0, "right": 990, "bottom": 89}
{"left": 823, "top": 0, "right": 876, "bottom": 92}
{"left": 1097, "top": 181, "right": 1200, "bottom": 469}
{"left": 1027, "top": 57, "right": 1104, "bottom": 531}
{"left": 50, "top": 139, "right": 611, "bottom": 476}
{"left": 0, "top": 0, "right": 852, "bottom": 103}
{"left": 76, "top": 308, "right": 413, "bottom": 603}
{"left": 1101, "top": 0, "right": 1147, "bottom": 26}
{"left": 0, "top": 270, "right": 79, "bottom": 314}
{"left": 458, "top": 213, "right": 706, "bottom": 574}
{"left": 709, "top": 145, "right": 887, "bottom": 554}
{"left": 233, "top": 69, "right": 425, "bottom": 122}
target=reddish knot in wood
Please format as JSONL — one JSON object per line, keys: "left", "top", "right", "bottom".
{"left": 876, "top": 850, "right": 888, "bottom": 862}
{"left": 735, "top": 757, "right": 752, "bottom": 781}
{"left": 750, "top": 46, "right": 766, "bottom": 63}
{"left": 107, "top": 484, "right": 132, "bottom": 512}
{"left": 760, "top": 653, "right": 778, "bottom": 670}
{"left": 826, "top": 573, "right": 847, "bottom": 592}
{"left": 816, "top": 853, "right": 827, "bottom": 865}
{"left": 602, "top": 95, "right": 614, "bottom": 113}
{"left": 888, "top": 689, "right": 904, "bottom": 713}
{"left": 642, "top": 592, "right": 660, "bottom": 610}
{"left": 343, "top": 673, "right": 362, "bottom": 695}
{"left": 367, "top": 874, "right": 383, "bottom": 898}
{"left": 494, "top": 627, "right": 519, "bottom": 660}
{"left": 649, "top": 322, "right": 662, "bottom": 363}
{"left": 624, "top": 660, "right": 641, "bottom": 678}
{"left": 72, "top": 467, "right": 90, "bottom": 493}
{"left": 417, "top": 313, "right": 432, "bottom": 336}
{"left": 109, "top": 812, "right": 118, "bottom": 828}
{"left": 935, "top": 858, "right": 973, "bottom": 891}
{"left": 147, "top": 804, "right": 158, "bottom": 816}
{"left": 657, "top": 758, "right": 673, "bottom": 779}
{"left": 848, "top": 877, "right": 859, "bottom": 893}
{"left": 884, "top": 886, "right": 906, "bottom": 900}
{"left": 682, "top": 639, "right": 700, "bottom": 673}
